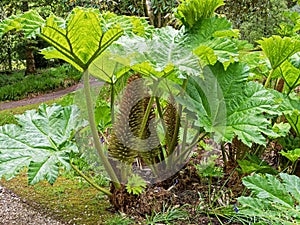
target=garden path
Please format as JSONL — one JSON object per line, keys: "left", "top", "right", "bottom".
{"left": 0, "top": 186, "right": 64, "bottom": 225}
{"left": 0, "top": 77, "right": 103, "bottom": 110}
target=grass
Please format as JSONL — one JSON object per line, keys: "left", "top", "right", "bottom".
{"left": 0, "top": 172, "right": 116, "bottom": 224}
{"left": 0, "top": 64, "right": 81, "bottom": 101}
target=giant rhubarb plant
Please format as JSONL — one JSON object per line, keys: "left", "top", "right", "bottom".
{"left": 257, "top": 35, "right": 300, "bottom": 160}
{"left": 0, "top": 0, "right": 286, "bottom": 196}
{"left": 0, "top": 7, "right": 151, "bottom": 191}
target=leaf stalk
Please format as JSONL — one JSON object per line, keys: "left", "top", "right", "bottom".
{"left": 70, "top": 162, "right": 112, "bottom": 196}
{"left": 83, "top": 70, "right": 120, "bottom": 188}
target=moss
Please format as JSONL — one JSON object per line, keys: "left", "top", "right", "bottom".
{"left": 1, "top": 173, "right": 115, "bottom": 224}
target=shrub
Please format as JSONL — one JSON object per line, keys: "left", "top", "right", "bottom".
{"left": 0, "top": 65, "right": 81, "bottom": 101}
{"left": 218, "top": 0, "right": 290, "bottom": 44}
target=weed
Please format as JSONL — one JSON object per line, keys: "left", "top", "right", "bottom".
{"left": 145, "top": 204, "right": 188, "bottom": 225}
{"left": 105, "top": 214, "right": 135, "bottom": 225}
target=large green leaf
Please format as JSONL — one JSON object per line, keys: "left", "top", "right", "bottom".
{"left": 257, "top": 35, "right": 300, "bottom": 70}
{"left": 186, "top": 17, "right": 233, "bottom": 45}
{"left": 237, "top": 196, "right": 296, "bottom": 225}
{"left": 193, "top": 38, "right": 239, "bottom": 70}
{"left": 0, "top": 104, "right": 87, "bottom": 185}
{"left": 280, "top": 173, "right": 300, "bottom": 203}
{"left": 185, "top": 17, "right": 240, "bottom": 69}
{"left": 0, "top": 7, "right": 150, "bottom": 73}
{"left": 0, "top": 11, "right": 44, "bottom": 38}
{"left": 238, "top": 173, "right": 300, "bottom": 224}
{"left": 180, "top": 62, "right": 280, "bottom": 146}
{"left": 225, "top": 81, "right": 279, "bottom": 145}
{"left": 116, "top": 26, "right": 201, "bottom": 78}
{"left": 40, "top": 8, "right": 124, "bottom": 71}
{"left": 242, "top": 174, "right": 294, "bottom": 208}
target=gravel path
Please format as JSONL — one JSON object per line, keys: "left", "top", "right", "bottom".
{"left": 0, "top": 186, "right": 64, "bottom": 225}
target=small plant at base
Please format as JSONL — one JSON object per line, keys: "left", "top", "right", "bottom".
{"left": 105, "top": 214, "right": 135, "bottom": 225}
{"left": 194, "top": 154, "right": 223, "bottom": 178}
{"left": 125, "top": 174, "right": 147, "bottom": 195}
{"left": 279, "top": 148, "right": 300, "bottom": 174}
{"left": 145, "top": 204, "right": 188, "bottom": 225}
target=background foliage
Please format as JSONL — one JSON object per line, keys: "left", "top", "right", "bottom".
{"left": 218, "top": 0, "right": 293, "bottom": 44}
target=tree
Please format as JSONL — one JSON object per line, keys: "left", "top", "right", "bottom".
{"left": 0, "top": 0, "right": 68, "bottom": 74}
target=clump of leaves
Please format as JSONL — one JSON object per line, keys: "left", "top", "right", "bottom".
{"left": 125, "top": 174, "right": 147, "bottom": 195}
{"left": 194, "top": 154, "right": 223, "bottom": 178}
{"left": 279, "top": 148, "right": 300, "bottom": 173}
{"left": 238, "top": 173, "right": 300, "bottom": 224}
{"left": 280, "top": 148, "right": 300, "bottom": 163}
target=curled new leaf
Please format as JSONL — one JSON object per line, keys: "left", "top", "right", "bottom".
{"left": 175, "top": 0, "right": 224, "bottom": 28}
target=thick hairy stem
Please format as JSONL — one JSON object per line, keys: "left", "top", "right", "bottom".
{"left": 155, "top": 96, "right": 170, "bottom": 148}
{"left": 110, "top": 81, "right": 115, "bottom": 125}
{"left": 139, "top": 79, "right": 160, "bottom": 139}
{"left": 71, "top": 162, "right": 112, "bottom": 196}
{"left": 264, "top": 68, "right": 275, "bottom": 88}
{"left": 169, "top": 79, "right": 188, "bottom": 153}
{"left": 83, "top": 70, "right": 120, "bottom": 188}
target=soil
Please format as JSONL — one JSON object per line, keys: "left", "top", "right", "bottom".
{"left": 109, "top": 152, "right": 244, "bottom": 225}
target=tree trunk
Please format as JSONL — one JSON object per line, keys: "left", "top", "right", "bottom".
{"left": 7, "top": 46, "right": 12, "bottom": 71}
{"left": 144, "top": 0, "right": 154, "bottom": 26}
{"left": 21, "top": 1, "right": 36, "bottom": 75}
{"left": 25, "top": 41, "right": 36, "bottom": 75}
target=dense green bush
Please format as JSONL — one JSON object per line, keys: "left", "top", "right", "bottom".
{"left": 218, "top": 0, "right": 291, "bottom": 44}
{"left": 0, "top": 64, "right": 81, "bottom": 101}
